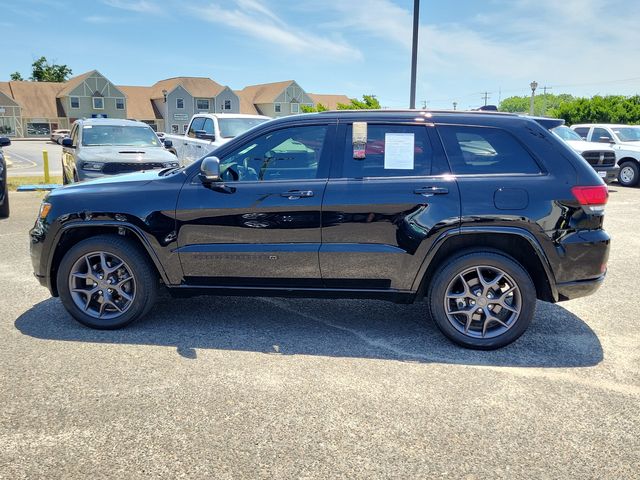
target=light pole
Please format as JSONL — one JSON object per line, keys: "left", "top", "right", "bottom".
{"left": 529, "top": 80, "right": 538, "bottom": 115}
{"left": 453, "top": 101, "right": 457, "bottom": 111}
{"left": 409, "top": 0, "right": 420, "bottom": 109}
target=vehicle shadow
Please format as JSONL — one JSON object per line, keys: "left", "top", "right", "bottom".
{"left": 15, "top": 295, "right": 602, "bottom": 368}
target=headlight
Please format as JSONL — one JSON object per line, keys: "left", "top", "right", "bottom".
{"left": 82, "top": 162, "right": 104, "bottom": 171}
{"left": 38, "top": 202, "right": 52, "bottom": 220}
{"left": 164, "top": 162, "right": 180, "bottom": 168}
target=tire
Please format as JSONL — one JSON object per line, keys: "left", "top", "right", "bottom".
{"left": 427, "top": 250, "right": 536, "bottom": 350}
{"left": 56, "top": 235, "right": 158, "bottom": 329}
{"left": 618, "top": 160, "right": 639, "bottom": 187}
{"left": 0, "top": 188, "right": 9, "bottom": 218}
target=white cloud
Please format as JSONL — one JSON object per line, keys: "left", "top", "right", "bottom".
{"left": 188, "top": 1, "right": 362, "bottom": 62}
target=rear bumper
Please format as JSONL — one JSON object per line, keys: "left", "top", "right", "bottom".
{"left": 556, "top": 274, "right": 605, "bottom": 301}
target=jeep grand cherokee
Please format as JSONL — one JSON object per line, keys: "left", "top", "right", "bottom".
{"left": 30, "top": 111, "right": 610, "bottom": 349}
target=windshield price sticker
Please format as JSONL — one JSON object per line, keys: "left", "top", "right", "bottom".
{"left": 384, "top": 133, "right": 414, "bottom": 169}
{"left": 352, "top": 122, "right": 367, "bottom": 159}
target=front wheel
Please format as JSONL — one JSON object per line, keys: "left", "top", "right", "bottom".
{"left": 57, "top": 235, "right": 158, "bottom": 329}
{"left": 618, "top": 161, "right": 639, "bottom": 187}
{"left": 427, "top": 251, "right": 536, "bottom": 350}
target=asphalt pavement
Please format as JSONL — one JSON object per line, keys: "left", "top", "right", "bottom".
{"left": 1, "top": 188, "right": 639, "bottom": 479}
{"left": 3, "top": 139, "right": 63, "bottom": 176}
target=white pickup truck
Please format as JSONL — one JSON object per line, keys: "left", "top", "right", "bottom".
{"left": 164, "top": 113, "right": 271, "bottom": 165}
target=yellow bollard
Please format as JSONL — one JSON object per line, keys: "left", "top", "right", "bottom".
{"left": 42, "top": 150, "right": 50, "bottom": 183}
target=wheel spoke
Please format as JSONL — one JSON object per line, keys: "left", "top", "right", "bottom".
{"left": 116, "top": 287, "right": 132, "bottom": 302}
{"left": 481, "top": 307, "right": 510, "bottom": 337}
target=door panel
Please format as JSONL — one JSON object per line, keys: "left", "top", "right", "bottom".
{"left": 320, "top": 122, "right": 461, "bottom": 291}
{"left": 175, "top": 123, "right": 334, "bottom": 287}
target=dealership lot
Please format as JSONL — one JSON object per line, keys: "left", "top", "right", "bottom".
{"left": 4, "top": 140, "right": 63, "bottom": 176}
{"left": 1, "top": 189, "right": 639, "bottom": 478}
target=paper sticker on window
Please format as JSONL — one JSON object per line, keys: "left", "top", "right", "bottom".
{"left": 384, "top": 133, "right": 414, "bottom": 169}
{"left": 353, "top": 122, "right": 367, "bottom": 159}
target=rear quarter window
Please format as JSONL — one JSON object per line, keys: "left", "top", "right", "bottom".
{"left": 437, "top": 125, "right": 541, "bottom": 175}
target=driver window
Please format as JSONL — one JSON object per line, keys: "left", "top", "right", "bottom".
{"left": 219, "top": 125, "right": 328, "bottom": 182}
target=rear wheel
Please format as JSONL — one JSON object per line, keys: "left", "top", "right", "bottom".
{"left": 0, "top": 187, "right": 9, "bottom": 218}
{"left": 428, "top": 251, "right": 536, "bottom": 350}
{"left": 618, "top": 161, "right": 639, "bottom": 187}
{"left": 57, "top": 235, "right": 158, "bottom": 329}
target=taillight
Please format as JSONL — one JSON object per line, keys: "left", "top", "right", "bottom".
{"left": 571, "top": 185, "right": 608, "bottom": 214}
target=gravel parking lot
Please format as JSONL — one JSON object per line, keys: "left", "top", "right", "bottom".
{"left": 1, "top": 188, "right": 639, "bottom": 479}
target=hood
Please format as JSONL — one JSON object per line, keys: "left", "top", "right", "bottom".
{"left": 50, "top": 169, "right": 166, "bottom": 199}
{"left": 616, "top": 141, "right": 640, "bottom": 149}
{"left": 78, "top": 145, "right": 176, "bottom": 163}
{"left": 564, "top": 139, "right": 615, "bottom": 154}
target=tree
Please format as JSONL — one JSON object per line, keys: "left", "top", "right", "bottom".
{"left": 9, "top": 72, "right": 23, "bottom": 81}
{"left": 29, "top": 56, "right": 72, "bottom": 82}
{"left": 337, "top": 94, "right": 381, "bottom": 110}
{"left": 499, "top": 93, "right": 575, "bottom": 116}
{"left": 548, "top": 95, "right": 640, "bottom": 125}
{"left": 301, "top": 103, "right": 328, "bottom": 113}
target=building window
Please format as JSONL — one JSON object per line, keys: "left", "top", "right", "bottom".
{"left": 70, "top": 97, "right": 79, "bottom": 109}
{"left": 291, "top": 103, "right": 299, "bottom": 114}
{"left": 171, "top": 124, "right": 179, "bottom": 134}
{"left": 116, "top": 98, "right": 125, "bottom": 110}
{"left": 176, "top": 98, "right": 184, "bottom": 109}
{"left": 183, "top": 124, "right": 188, "bottom": 133}
{"left": 224, "top": 100, "right": 231, "bottom": 110}
{"left": 93, "top": 97, "right": 104, "bottom": 109}
{"left": 196, "top": 99, "right": 210, "bottom": 110}
{"left": 274, "top": 103, "right": 281, "bottom": 113}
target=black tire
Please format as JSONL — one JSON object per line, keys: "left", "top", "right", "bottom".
{"left": 0, "top": 188, "right": 9, "bottom": 218}
{"left": 427, "top": 250, "right": 536, "bottom": 350}
{"left": 57, "top": 235, "right": 158, "bottom": 329}
{"left": 618, "top": 160, "right": 639, "bottom": 187}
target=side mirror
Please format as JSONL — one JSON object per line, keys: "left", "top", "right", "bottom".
{"left": 200, "top": 156, "right": 221, "bottom": 183}
{"left": 598, "top": 136, "right": 613, "bottom": 144}
{"left": 0, "top": 137, "right": 10, "bottom": 147}
{"left": 195, "top": 129, "right": 215, "bottom": 141}
{"left": 62, "top": 138, "right": 74, "bottom": 147}
{"left": 163, "top": 139, "right": 173, "bottom": 148}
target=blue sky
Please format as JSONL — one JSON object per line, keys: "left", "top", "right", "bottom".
{"left": 2, "top": 0, "right": 640, "bottom": 109}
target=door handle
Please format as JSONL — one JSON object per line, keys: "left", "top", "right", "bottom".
{"left": 281, "top": 190, "right": 314, "bottom": 199}
{"left": 414, "top": 186, "right": 449, "bottom": 196}
{"left": 196, "top": 145, "right": 202, "bottom": 148}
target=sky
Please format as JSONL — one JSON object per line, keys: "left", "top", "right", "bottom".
{"left": 1, "top": 0, "right": 640, "bottom": 109}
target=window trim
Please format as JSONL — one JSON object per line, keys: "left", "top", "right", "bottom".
{"left": 92, "top": 97, "right": 104, "bottom": 110}
{"left": 196, "top": 98, "right": 210, "bottom": 110}
{"left": 224, "top": 99, "right": 232, "bottom": 110}
{"left": 115, "top": 97, "right": 125, "bottom": 110}
{"left": 290, "top": 103, "right": 300, "bottom": 114}
{"left": 176, "top": 98, "right": 184, "bottom": 109}
{"left": 70, "top": 97, "right": 80, "bottom": 109}
{"left": 274, "top": 103, "right": 282, "bottom": 113}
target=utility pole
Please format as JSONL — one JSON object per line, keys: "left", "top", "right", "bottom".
{"left": 529, "top": 80, "right": 538, "bottom": 115}
{"left": 421, "top": 100, "right": 427, "bottom": 109}
{"left": 409, "top": 0, "right": 420, "bottom": 109}
{"left": 542, "top": 85, "right": 552, "bottom": 115}
{"left": 481, "top": 91, "right": 491, "bottom": 106}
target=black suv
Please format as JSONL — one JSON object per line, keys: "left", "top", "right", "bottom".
{"left": 0, "top": 136, "right": 10, "bottom": 218}
{"left": 30, "top": 111, "right": 610, "bottom": 349}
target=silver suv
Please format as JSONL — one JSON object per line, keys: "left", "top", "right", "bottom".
{"left": 61, "top": 118, "right": 179, "bottom": 183}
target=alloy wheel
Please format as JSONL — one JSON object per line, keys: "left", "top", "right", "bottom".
{"left": 68, "top": 251, "right": 136, "bottom": 319}
{"left": 620, "top": 165, "right": 635, "bottom": 184}
{"left": 443, "top": 265, "right": 522, "bottom": 339}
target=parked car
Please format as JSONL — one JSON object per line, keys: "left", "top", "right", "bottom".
{"left": 31, "top": 110, "right": 610, "bottom": 349}
{"left": 551, "top": 125, "right": 618, "bottom": 183}
{"left": 0, "top": 136, "right": 10, "bottom": 218}
{"left": 164, "top": 113, "right": 270, "bottom": 166}
{"left": 50, "top": 129, "right": 70, "bottom": 144}
{"left": 571, "top": 123, "right": 640, "bottom": 187}
{"left": 61, "top": 118, "right": 179, "bottom": 183}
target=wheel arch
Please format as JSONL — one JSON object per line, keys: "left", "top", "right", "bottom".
{"left": 415, "top": 227, "right": 558, "bottom": 303}
{"left": 48, "top": 222, "right": 169, "bottom": 297}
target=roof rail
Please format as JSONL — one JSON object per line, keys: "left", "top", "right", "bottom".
{"left": 317, "top": 109, "right": 518, "bottom": 116}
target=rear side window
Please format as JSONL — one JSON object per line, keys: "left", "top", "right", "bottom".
{"left": 438, "top": 125, "right": 541, "bottom": 175}
{"left": 342, "top": 124, "right": 432, "bottom": 178}
{"left": 573, "top": 127, "right": 589, "bottom": 139}
{"left": 202, "top": 118, "right": 214, "bottom": 135}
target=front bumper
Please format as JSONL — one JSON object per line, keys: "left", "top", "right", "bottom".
{"left": 593, "top": 165, "right": 619, "bottom": 184}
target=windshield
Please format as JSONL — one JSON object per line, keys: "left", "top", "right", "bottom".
{"left": 82, "top": 125, "right": 161, "bottom": 147}
{"left": 218, "top": 118, "right": 269, "bottom": 139}
{"left": 612, "top": 127, "right": 640, "bottom": 142}
{"left": 553, "top": 126, "right": 583, "bottom": 142}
